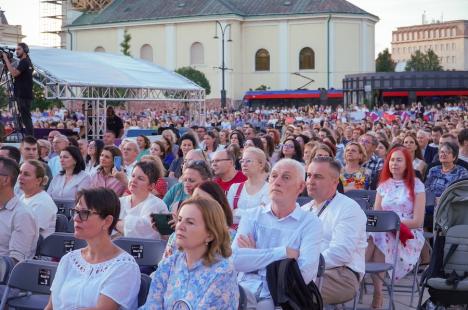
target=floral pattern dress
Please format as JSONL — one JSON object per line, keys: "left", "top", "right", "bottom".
{"left": 371, "top": 178, "right": 425, "bottom": 280}
{"left": 140, "top": 251, "right": 239, "bottom": 310}
{"left": 340, "top": 167, "right": 371, "bottom": 191}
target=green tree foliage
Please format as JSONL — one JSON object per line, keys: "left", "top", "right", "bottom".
{"left": 175, "top": 67, "right": 211, "bottom": 95}
{"left": 32, "top": 84, "right": 63, "bottom": 111}
{"left": 120, "top": 29, "right": 132, "bottom": 56}
{"left": 375, "top": 48, "right": 396, "bottom": 72}
{"left": 405, "top": 49, "right": 443, "bottom": 72}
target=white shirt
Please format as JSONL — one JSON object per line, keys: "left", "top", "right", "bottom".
{"left": 47, "top": 171, "right": 91, "bottom": 201}
{"left": 227, "top": 181, "right": 270, "bottom": 224}
{"left": 50, "top": 250, "right": 140, "bottom": 310}
{"left": 232, "top": 204, "right": 322, "bottom": 299}
{"left": 48, "top": 155, "right": 62, "bottom": 177}
{"left": 301, "top": 192, "right": 367, "bottom": 276}
{"left": 20, "top": 191, "right": 57, "bottom": 239}
{"left": 0, "top": 196, "right": 39, "bottom": 262}
{"left": 123, "top": 160, "right": 137, "bottom": 180}
{"left": 119, "top": 193, "right": 168, "bottom": 239}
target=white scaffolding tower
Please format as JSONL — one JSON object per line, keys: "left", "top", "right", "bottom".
{"left": 40, "top": 0, "right": 66, "bottom": 48}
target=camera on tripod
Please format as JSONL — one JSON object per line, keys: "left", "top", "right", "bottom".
{"left": 0, "top": 46, "right": 15, "bottom": 62}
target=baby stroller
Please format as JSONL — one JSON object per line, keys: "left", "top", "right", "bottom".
{"left": 418, "top": 178, "right": 468, "bottom": 309}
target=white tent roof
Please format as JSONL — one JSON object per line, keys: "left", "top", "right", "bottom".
{"left": 30, "top": 47, "right": 202, "bottom": 90}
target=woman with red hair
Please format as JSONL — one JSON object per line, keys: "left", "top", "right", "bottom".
{"left": 366, "top": 146, "right": 426, "bottom": 308}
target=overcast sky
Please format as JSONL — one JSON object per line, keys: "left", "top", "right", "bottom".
{"left": 1, "top": 0, "right": 467, "bottom": 56}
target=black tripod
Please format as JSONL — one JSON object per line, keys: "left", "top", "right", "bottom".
{"left": 0, "top": 65, "right": 24, "bottom": 142}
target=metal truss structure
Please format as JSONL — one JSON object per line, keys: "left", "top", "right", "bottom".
{"left": 31, "top": 64, "right": 205, "bottom": 140}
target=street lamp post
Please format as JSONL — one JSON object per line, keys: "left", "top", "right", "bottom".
{"left": 214, "top": 21, "right": 232, "bottom": 110}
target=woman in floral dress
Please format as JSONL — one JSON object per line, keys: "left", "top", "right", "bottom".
{"left": 340, "top": 142, "right": 371, "bottom": 192}
{"left": 366, "top": 147, "right": 426, "bottom": 308}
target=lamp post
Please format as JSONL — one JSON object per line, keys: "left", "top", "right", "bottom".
{"left": 214, "top": 21, "right": 232, "bottom": 110}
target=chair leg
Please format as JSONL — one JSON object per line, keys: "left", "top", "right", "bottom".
{"left": 410, "top": 260, "right": 421, "bottom": 307}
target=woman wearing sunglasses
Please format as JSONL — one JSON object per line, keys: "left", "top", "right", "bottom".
{"left": 45, "top": 188, "right": 140, "bottom": 310}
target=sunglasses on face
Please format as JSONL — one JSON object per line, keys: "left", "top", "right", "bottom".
{"left": 71, "top": 208, "right": 100, "bottom": 221}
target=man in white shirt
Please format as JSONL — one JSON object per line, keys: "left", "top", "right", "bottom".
{"left": 232, "top": 158, "right": 322, "bottom": 310}
{"left": 121, "top": 140, "right": 139, "bottom": 179}
{"left": 0, "top": 157, "right": 39, "bottom": 280}
{"left": 48, "top": 134, "right": 69, "bottom": 177}
{"left": 302, "top": 156, "right": 367, "bottom": 305}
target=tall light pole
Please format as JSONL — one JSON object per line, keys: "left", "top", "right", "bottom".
{"left": 214, "top": 21, "right": 232, "bottom": 110}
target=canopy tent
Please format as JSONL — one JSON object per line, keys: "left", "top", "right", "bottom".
{"left": 28, "top": 47, "right": 205, "bottom": 139}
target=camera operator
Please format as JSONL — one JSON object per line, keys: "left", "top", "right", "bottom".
{"left": 2, "top": 43, "right": 34, "bottom": 136}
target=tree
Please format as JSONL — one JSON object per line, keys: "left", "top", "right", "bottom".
{"left": 405, "top": 49, "right": 442, "bottom": 72}
{"left": 175, "top": 67, "right": 211, "bottom": 95}
{"left": 32, "top": 84, "right": 63, "bottom": 111}
{"left": 120, "top": 29, "right": 132, "bottom": 56}
{"left": 375, "top": 48, "right": 396, "bottom": 72}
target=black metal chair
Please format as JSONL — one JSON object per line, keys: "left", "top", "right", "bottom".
{"left": 113, "top": 237, "right": 166, "bottom": 268}
{"left": 37, "top": 232, "right": 87, "bottom": 259}
{"left": 138, "top": 273, "right": 151, "bottom": 307}
{"left": 53, "top": 199, "right": 76, "bottom": 220}
{"left": 344, "top": 190, "right": 376, "bottom": 208}
{"left": 55, "top": 214, "right": 69, "bottom": 233}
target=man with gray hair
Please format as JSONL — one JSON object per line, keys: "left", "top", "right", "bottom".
{"left": 48, "top": 134, "right": 70, "bottom": 177}
{"left": 303, "top": 156, "right": 367, "bottom": 305}
{"left": 417, "top": 129, "right": 438, "bottom": 164}
{"left": 121, "top": 139, "right": 140, "bottom": 179}
{"left": 232, "top": 158, "right": 322, "bottom": 309}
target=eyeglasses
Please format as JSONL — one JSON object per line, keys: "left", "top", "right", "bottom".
{"left": 283, "top": 144, "right": 295, "bottom": 149}
{"left": 210, "top": 158, "right": 231, "bottom": 164}
{"left": 70, "top": 208, "right": 100, "bottom": 221}
{"left": 239, "top": 159, "right": 255, "bottom": 164}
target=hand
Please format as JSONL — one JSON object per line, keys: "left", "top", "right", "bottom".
{"left": 237, "top": 234, "right": 256, "bottom": 249}
{"left": 286, "top": 247, "right": 299, "bottom": 259}
{"left": 2, "top": 53, "right": 8, "bottom": 61}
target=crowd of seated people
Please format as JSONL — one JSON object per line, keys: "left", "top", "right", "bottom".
{"left": 0, "top": 103, "right": 467, "bottom": 309}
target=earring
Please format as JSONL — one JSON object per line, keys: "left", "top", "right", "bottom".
{"left": 205, "top": 240, "right": 209, "bottom": 246}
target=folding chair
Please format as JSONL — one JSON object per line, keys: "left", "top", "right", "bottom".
{"left": 350, "top": 196, "right": 371, "bottom": 211}
{"left": 55, "top": 214, "right": 69, "bottom": 233}
{"left": 296, "top": 196, "right": 312, "bottom": 207}
{"left": 113, "top": 237, "right": 166, "bottom": 268}
{"left": 238, "top": 284, "right": 247, "bottom": 310}
{"left": 67, "top": 217, "right": 75, "bottom": 233}
{"left": 345, "top": 190, "right": 376, "bottom": 208}
{"left": 363, "top": 210, "right": 401, "bottom": 310}
{"left": 316, "top": 254, "right": 326, "bottom": 289}
{"left": 0, "top": 259, "right": 58, "bottom": 310}
{"left": 37, "top": 232, "right": 87, "bottom": 260}
{"left": 53, "top": 199, "right": 76, "bottom": 219}
{"left": 164, "top": 177, "right": 179, "bottom": 191}
{"left": 138, "top": 273, "right": 151, "bottom": 307}
{"left": 0, "top": 256, "right": 15, "bottom": 285}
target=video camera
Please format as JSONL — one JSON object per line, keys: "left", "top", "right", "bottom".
{"left": 0, "top": 46, "right": 15, "bottom": 62}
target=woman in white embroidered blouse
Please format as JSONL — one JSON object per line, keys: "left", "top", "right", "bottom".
{"left": 116, "top": 161, "right": 168, "bottom": 239}
{"left": 47, "top": 145, "right": 91, "bottom": 201}
{"left": 45, "top": 188, "right": 140, "bottom": 310}
{"left": 227, "top": 147, "right": 270, "bottom": 227}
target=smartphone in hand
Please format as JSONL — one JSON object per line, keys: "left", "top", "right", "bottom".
{"left": 151, "top": 213, "right": 175, "bottom": 235}
{"left": 114, "top": 156, "right": 122, "bottom": 171}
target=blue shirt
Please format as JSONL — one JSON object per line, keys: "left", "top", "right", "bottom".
{"left": 425, "top": 165, "right": 468, "bottom": 197}
{"left": 140, "top": 251, "right": 239, "bottom": 310}
{"left": 232, "top": 204, "right": 322, "bottom": 299}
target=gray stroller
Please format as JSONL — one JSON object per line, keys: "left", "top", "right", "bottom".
{"left": 418, "top": 178, "right": 468, "bottom": 309}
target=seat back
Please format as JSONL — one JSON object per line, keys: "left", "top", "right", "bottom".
{"left": 55, "top": 214, "right": 69, "bottom": 233}
{"left": 113, "top": 237, "right": 166, "bottom": 267}
{"left": 54, "top": 199, "right": 75, "bottom": 219}
{"left": 296, "top": 196, "right": 312, "bottom": 207}
{"left": 38, "top": 232, "right": 87, "bottom": 259}
{"left": 67, "top": 218, "right": 75, "bottom": 233}
{"left": 0, "top": 256, "right": 16, "bottom": 284}
{"left": 345, "top": 190, "right": 376, "bottom": 208}
{"left": 6, "top": 260, "right": 57, "bottom": 293}
{"left": 317, "top": 253, "right": 325, "bottom": 278}
{"left": 138, "top": 273, "right": 151, "bottom": 307}
{"left": 351, "top": 197, "right": 370, "bottom": 210}
{"left": 365, "top": 210, "right": 400, "bottom": 233}
{"left": 164, "top": 177, "right": 179, "bottom": 190}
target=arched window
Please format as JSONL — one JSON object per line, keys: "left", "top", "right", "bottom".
{"left": 94, "top": 46, "right": 105, "bottom": 52}
{"left": 299, "top": 47, "right": 315, "bottom": 70}
{"left": 140, "top": 44, "right": 153, "bottom": 62}
{"left": 255, "top": 49, "right": 270, "bottom": 71}
{"left": 190, "top": 42, "right": 204, "bottom": 65}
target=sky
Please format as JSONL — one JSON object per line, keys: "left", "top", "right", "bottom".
{"left": 1, "top": 0, "right": 467, "bottom": 56}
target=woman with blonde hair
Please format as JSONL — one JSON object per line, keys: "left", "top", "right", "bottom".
{"left": 340, "top": 142, "right": 372, "bottom": 192}
{"left": 227, "top": 147, "right": 270, "bottom": 228}
{"left": 141, "top": 197, "right": 238, "bottom": 309}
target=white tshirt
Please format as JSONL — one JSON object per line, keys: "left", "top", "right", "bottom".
{"left": 50, "top": 250, "right": 140, "bottom": 310}
{"left": 119, "top": 193, "right": 168, "bottom": 239}
{"left": 20, "top": 191, "right": 57, "bottom": 239}
{"left": 227, "top": 181, "right": 270, "bottom": 225}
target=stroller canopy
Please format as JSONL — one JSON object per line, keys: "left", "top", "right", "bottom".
{"left": 434, "top": 178, "right": 468, "bottom": 235}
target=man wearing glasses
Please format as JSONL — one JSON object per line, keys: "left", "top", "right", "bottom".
{"left": 211, "top": 149, "right": 247, "bottom": 192}
{"left": 0, "top": 157, "right": 39, "bottom": 281}
{"left": 2, "top": 43, "right": 34, "bottom": 136}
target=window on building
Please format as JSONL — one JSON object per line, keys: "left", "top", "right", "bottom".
{"left": 452, "top": 56, "right": 455, "bottom": 64}
{"left": 94, "top": 46, "right": 105, "bottom": 52}
{"left": 424, "top": 30, "right": 428, "bottom": 39}
{"left": 452, "top": 28, "right": 456, "bottom": 36}
{"left": 446, "top": 43, "right": 450, "bottom": 50}
{"left": 299, "top": 47, "right": 315, "bottom": 70}
{"left": 140, "top": 44, "right": 153, "bottom": 62}
{"left": 446, "top": 56, "right": 450, "bottom": 63}
{"left": 452, "top": 43, "right": 456, "bottom": 50}
{"left": 190, "top": 42, "right": 204, "bottom": 65}
{"left": 398, "top": 33, "right": 402, "bottom": 41}
{"left": 255, "top": 48, "right": 270, "bottom": 71}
